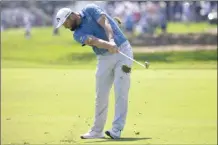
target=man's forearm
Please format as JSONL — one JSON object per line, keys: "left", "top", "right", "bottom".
{"left": 84, "top": 35, "right": 117, "bottom": 53}
{"left": 91, "top": 37, "right": 114, "bottom": 50}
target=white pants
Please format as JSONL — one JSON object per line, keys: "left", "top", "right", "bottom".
{"left": 91, "top": 41, "right": 133, "bottom": 132}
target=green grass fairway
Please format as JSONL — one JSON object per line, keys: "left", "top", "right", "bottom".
{"left": 1, "top": 25, "right": 217, "bottom": 144}
{"left": 1, "top": 68, "right": 217, "bottom": 144}
{"left": 156, "top": 22, "right": 217, "bottom": 34}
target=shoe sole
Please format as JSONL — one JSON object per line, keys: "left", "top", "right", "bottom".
{"left": 105, "top": 131, "right": 116, "bottom": 139}
{"left": 80, "top": 136, "right": 87, "bottom": 139}
{"left": 80, "top": 136, "right": 105, "bottom": 139}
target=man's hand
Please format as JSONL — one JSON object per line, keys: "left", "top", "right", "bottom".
{"left": 83, "top": 36, "right": 118, "bottom": 53}
{"left": 108, "top": 41, "right": 118, "bottom": 54}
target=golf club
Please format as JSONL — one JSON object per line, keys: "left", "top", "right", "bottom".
{"left": 118, "top": 50, "right": 149, "bottom": 69}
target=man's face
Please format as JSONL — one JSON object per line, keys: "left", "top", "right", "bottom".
{"left": 63, "top": 13, "right": 78, "bottom": 31}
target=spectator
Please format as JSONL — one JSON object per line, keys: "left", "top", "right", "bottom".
{"left": 200, "top": 1, "right": 211, "bottom": 21}
{"left": 1, "top": 17, "right": 6, "bottom": 31}
{"left": 174, "top": 2, "right": 182, "bottom": 21}
{"left": 182, "top": 2, "right": 191, "bottom": 25}
{"left": 23, "top": 15, "right": 32, "bottom": 39}
{"left": 124, "top": 12, "right": 135, "bottom": 37}
{"left": 1, "top": 24, "right": 4, "bottom": 32}
{"left": 159, "top": 2, "right": 168, "bottom": 33}
{"left": 194, "top": 1, "right": 202, "bottom": 22}
{"left": 168, "top": 1, "right": 175, "bottom": 21}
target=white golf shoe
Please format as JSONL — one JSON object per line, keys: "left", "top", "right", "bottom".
{"left": 80, "top": 130, "right": 104, "bottom": 139}
{"left": 105, "top": 128, "right": 121, "bottom": 139}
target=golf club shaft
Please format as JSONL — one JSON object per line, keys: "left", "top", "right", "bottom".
{"left": 118, "top": 50, "right": 145, "bottom": 68}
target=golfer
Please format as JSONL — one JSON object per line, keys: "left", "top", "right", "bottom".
{"left": 56, "top": 3, "right": 133, "bottom": 139}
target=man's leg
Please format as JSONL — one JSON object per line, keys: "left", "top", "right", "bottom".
{"left": 112, "top": 44, "right": 133, "bottom": 132}
{"left": 91, "top": 56, "right": 115, "bottom": 133}
{"left": 81, "top": 55, "right": 115, "bottom": 139}
{"left": 105, "top": 45, "right": 133, "bottom": 139}
{"left": 112, "top": 63, "right": 131, "bottom": 131}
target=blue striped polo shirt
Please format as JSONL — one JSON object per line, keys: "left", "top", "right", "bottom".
{"left": 73, "top": 4, "right": 127, "bottom": 55}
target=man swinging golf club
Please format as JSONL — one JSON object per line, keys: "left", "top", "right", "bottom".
{"left": 56, "top": 4, "right": 133, "bottom": 139}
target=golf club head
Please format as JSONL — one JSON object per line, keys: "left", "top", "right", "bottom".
{"left": 145, "top": 61, "right": 149, "bottom": 69}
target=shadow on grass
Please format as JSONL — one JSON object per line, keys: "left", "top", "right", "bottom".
{"left": 84, "top": 137, "right": 152, "bottom": 143}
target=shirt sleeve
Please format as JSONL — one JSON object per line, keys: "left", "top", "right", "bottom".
{"left": 85, "top": 4, "right": 106, "bottom": 22}
{"left": 73, "top": 31, "right": 90, "bottom": 45}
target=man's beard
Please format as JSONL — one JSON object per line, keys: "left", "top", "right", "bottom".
{"left": 70, "top": 22, "right": 78, "bottom": 31}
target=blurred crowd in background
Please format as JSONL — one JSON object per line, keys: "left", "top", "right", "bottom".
{"left": 1, "top": 1, "right": 217, "bottom": 37}
{"left": 105, "top": 1, "right": 217, "bottom": 35}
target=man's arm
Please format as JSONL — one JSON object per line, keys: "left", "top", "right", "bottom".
{"left": 85, "top": 4, "right": 115, "bottom": 42}
{"left": 97, "top": 14, "right": 114, "bottom": 42}
{"left": 73, "top": 31, "right": 118, "bottom": 53}
{"left": 84, "top": 36, "right": 118, "bottom": 53}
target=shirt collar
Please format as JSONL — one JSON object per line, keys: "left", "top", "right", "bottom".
{"left": 79, "top": 10, "right": 85, "bottom": 18}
